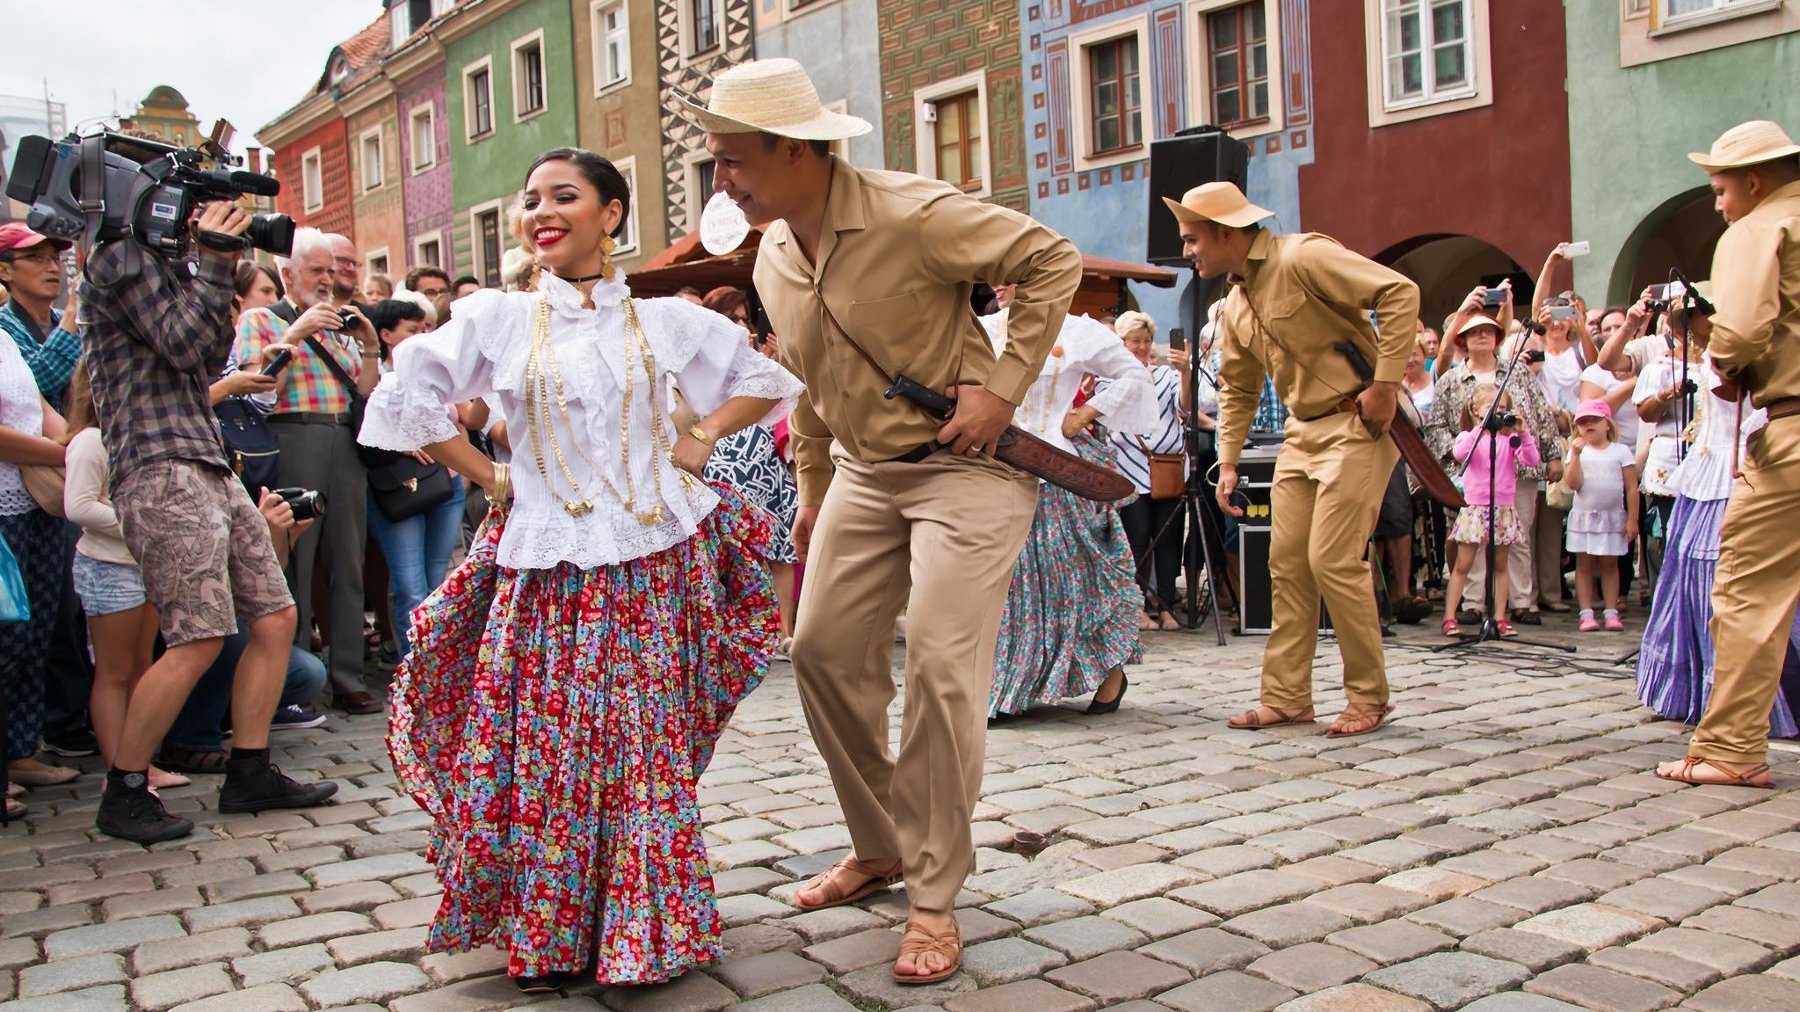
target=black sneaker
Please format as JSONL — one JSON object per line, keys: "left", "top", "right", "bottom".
{"left": 1510, "top": 608, "right": 1543, "bottom": 626}
{"left": 96, "top": 773, "right": 195, "bottom": 843}
{"left": 217, "top": 758, "right": 339, "bottom": 814}
{"left": 42, "top": 728, "right": 99, "bottom": 758}
{"left": 269, "top": 705, "right": 327, "bottom": 731}
{"left": 1457, "top": 609, "right": 1484, "bottom": 626}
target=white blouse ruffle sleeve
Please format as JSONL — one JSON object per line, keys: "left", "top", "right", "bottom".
{"left": 980, "top": 310, "right": 1158, "bottom": 454}
{"left": 359, "top": 272, "right": 804, "bottom": 570}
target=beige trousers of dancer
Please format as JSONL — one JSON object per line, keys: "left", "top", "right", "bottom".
{"left": 790, "top": 446, "right": 1037, "bottom": 914}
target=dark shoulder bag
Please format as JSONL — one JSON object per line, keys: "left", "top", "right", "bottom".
{"left": 215, "top": 396, "right": 280, "bottom": 495}
{"left": 305, "top": 335, "right": 454, "bottom": 521}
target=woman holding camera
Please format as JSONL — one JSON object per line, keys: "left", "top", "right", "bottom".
{"left": 360, "top": 148, "right": 801, "bottom": 992}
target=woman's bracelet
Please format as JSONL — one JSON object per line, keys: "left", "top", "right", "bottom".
{"left": 688, "top": 425, "right": 717, "bottom": 449}
{"left": 490, "top": 462, "right": 512, "bottom": 504}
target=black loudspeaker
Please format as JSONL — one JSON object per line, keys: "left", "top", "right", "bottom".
{"left": 1146, "top": 127, "right": 1251, "bottom": 267}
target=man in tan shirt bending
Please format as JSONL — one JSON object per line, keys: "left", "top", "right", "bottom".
{"left": 1167, "top": 183, "right": 1419, "bottom": 738}
{"left": 681, "top": 60, "right": 1081, "bottom": 984}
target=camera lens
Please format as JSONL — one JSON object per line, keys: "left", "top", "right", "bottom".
{"left": 245, "top": 213, "right": 295, "bottom": 257}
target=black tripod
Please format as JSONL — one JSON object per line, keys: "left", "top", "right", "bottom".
{"left": 1437, "top": 336, "right": 1574, "bottom": 655}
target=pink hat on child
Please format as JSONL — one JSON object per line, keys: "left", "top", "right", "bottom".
{"left": 1574, "top": 399, "right": 1613, "bottom": 422}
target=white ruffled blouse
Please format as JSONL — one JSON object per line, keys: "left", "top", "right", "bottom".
{"left": 978, "top": 310, "right": 1159, "bottom": 455}
{"left": 359, "top": 272, "right": 804, "bottom": 570}
{"left": 1669, "top": 356, "right": 1766, "bottom": 502}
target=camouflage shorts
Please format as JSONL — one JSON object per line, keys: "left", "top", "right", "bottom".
{"left": 115, "top": 459, "right": 294, "bottom": 647}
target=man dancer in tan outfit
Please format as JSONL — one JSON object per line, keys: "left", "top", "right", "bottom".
{"left": 681, "top": 60, "right": 1081, "bottom": 983}
{"left": 1167, "top": 183, "right": 1419, "bottom": 738}
{"left": 1656, "top": 121, "right": 1800, "bottom": 789}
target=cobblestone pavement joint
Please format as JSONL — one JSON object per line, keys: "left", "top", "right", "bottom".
{"left": 7, "top": 614, "right": 1800, "bottom": 1011}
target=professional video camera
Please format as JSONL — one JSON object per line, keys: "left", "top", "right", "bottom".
{"left": 5, "top": 120, "right": 293, "bottom": 257}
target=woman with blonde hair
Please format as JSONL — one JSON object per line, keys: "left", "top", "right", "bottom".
{"left": 1109, "top": 310, "right": 1193, "bottom": 631}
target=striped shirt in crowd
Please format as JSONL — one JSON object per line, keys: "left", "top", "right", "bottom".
{"left": 1108, "top": 363, "right": 1186, "bottom": 494}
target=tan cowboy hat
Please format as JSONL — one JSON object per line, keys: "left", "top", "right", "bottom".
{"left": 1688, "top": 120, "right": 1800, "bottom": 172}
{"left": 676, "top": 59, "right": 872, "bottom": 141}
{"left": 1161, "top": 182, "right": 1274, "bottom": 229}
{"left": 1455, "top": 314, "right": 1503, "bottom": 338}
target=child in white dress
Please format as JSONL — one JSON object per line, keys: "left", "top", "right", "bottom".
{"left": 1564, "top": 399, "right": 1639, "bottom": 631}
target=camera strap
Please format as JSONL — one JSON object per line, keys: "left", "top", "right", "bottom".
{"left": 79, "top": 135, "right": 107, "bottom": 251}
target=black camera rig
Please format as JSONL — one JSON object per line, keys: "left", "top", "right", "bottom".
{"left": 5, "top": 121, "right": 293, "bottom": 257}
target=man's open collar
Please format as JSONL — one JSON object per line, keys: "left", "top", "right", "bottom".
{"left": 1228, "top": 228, "right": 1276, "bottom": 287}
{"left": 772, "top": 156, "right": 864, "bottom": 255}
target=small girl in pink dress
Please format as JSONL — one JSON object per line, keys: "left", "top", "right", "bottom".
{"left": 1443, "top": 383, "right": 1540, "bottom": 638}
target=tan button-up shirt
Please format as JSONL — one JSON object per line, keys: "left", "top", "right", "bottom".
{"left": 1215, "top": 230, "right": 1420, "bottom": 466}
{"left": 1709, "top": 180, "right": 1800, "bottom": 407}
{"left": 756, "top": 158, "right": 1082, "bottom": 505}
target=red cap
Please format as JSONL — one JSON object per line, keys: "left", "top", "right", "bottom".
{"left": 0, "top": 223, "right": 70, "bottom": 258}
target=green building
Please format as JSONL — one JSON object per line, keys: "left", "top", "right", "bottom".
{"left": 1565, "top": 3, "right": 1800, "bottom": 305}
{"left": 441, "top": 0, "right": 581, "bottom": 286}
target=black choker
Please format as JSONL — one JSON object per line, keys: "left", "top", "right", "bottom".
{"left": 551, "top": 270, "right": 608, "bottom": 284}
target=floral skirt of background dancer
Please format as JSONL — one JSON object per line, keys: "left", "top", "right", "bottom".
{"left": 1636, "top": 494, "right": 1800, "bottom": 737}
{"left": 388, "top": 484, "right": 779, "bottom": 985}
{"left": 990, "top": 431, "right": 1143, "bottom": 717}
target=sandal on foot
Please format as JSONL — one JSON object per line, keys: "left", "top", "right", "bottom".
{"left": 794, "top": 856, "right": 902, "bottom": 911}
{"left": 1228, "top": 705, "right": 1315, "bottom": 729}
{"left": 1441, "top": 617, "right": 1460, "bottom": 637}
{"left": 1326, "top": 703, "right": 1395, "bottom": 738}
{"left": 1654, "top": 756, "right": 1774, "bottom": 789}
{"left": 156, "top": 745, "right": 229, "bottom": 776}
{"left": 894, "top": 919, "right": 962, "bottom": 985}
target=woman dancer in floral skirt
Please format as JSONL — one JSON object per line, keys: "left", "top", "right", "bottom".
{"left": 359, "top": 148, "right": 803, "bottom": 992}
{"left": 981, "top": 289, "right": 1157, "bottom": 717}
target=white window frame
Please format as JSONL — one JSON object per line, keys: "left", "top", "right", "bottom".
{"left": 913, "top": 71, "right": 992, "bottom": 200}
{"left": 683, "top": 149, "right": 716, "bottom": 228}
{"left": 1187, "top": 0, "right": 1285, "bottom": 141}
{"left": 1363, "top": 0, "right": 1493, "bottom": 128}
{"left": 510, "top": 29, "right": 549, "bottom": 123}
{"left": 463, "top": 55, "right": 496, "bottom": 142}
{"left": 300, "top": 146, "right": 323, "bottom": 213}
{"left": 468, "top": 198, "right": 506, "bottom": 289}
{"left": 612, "top": 156, "right": 641, "bottom": 256}
{"left": 366, "top": 248, "right": 390, "bottom": 280}
{"left": 680, "top": 0, "right": 725, "bottom": 61}
{"left": 414, "top": 235, "right": 443, "bottom": 269}
{"left": 592, "top": 0, "right": 633, "bottom": 95}
{"left": 408, "top": 105, "right": 436, "bottom": 174}
{"left": 1067, "top": 15, "right": 1152, "bottom": 173}
{"left": 1650, "top": 0, "right": 1783, "bottom": 33}
{"left": 359, "top": 127, "right": 384, "bottom": 193}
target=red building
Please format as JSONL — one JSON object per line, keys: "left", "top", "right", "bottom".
{"left": 1299, "top": 0, "right": 1572, "bottom": 325}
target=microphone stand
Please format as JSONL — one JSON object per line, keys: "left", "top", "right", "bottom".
{"left": 1436, "top": 329, "right": 1574, "bottom": 655}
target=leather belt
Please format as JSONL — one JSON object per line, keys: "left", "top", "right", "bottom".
{"left": 886, "top": 443, "right": 939, "bottom": 464}
{"left": 1764, "top": 397, "right": 1800, "bottom": 422}
{"left": 1295, "top": 398, "right": 1357, "bottom": 424}
{"left": 268, "top": 412, "right": 353, "bottom": 426}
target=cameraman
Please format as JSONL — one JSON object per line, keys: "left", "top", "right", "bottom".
{"left": 82, "top": 201, "right": 338, "bottom": 843}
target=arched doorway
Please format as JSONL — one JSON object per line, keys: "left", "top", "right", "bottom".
{"left": 1378, "top": 234, "right": 1528, "bottom": 337}
{"left": 1610, "top": 186, "right": 1725, "bottom": 305}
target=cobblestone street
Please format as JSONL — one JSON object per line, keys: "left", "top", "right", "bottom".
{"left": 7, "top": 617, "right": 1800, "bottom": 1012}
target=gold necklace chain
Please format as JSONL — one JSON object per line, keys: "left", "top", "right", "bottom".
{"left": 521, "top": 295, "right": 691, "bottom": 525}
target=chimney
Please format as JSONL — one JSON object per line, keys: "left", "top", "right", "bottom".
{"left": 246, "top": 146, "right": 263, "bottom": 174}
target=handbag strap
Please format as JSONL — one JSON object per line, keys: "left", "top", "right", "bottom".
{"left": 304, "top": 334, "right": 367, "bottom": 408}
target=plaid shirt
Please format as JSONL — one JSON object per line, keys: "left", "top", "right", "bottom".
{"left": 0, "top": 299, "right": 82, "bottom": 408}
{"left": 233, "top": 307, "right": 364, "bottom": 415}
{"left": 79, "top": 242, "right": 236, "bottom": 486}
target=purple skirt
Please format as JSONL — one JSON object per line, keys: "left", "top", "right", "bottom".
{"left": 1636, "top": 495, "right": 1800, "bottom": 737}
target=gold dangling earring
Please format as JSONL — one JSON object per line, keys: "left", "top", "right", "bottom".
{"left": 599, "top": 233, "right": 617, "bottom": 281}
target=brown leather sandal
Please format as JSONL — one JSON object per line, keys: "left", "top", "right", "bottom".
{"left": 1228, "top": 705, "right": 1315, "bottom": 729}
{"left": 1655, "top": 756, "right": 1774, "bottom": 789}
{"left": 1326, "top": 703, "right": 1395, "bottom": 738}
{"left": 894, "top": 919, "right": 962, "bottom": 985}
{"left": 794, "top": 856, "right": 903, "bottom": 911}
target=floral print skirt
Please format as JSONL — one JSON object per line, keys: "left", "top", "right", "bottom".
{"left": 990, "top": 431, "right": 1143, "bottom": 717}
{"left": 388, "top": 484, "right": 779, "bottom": 985}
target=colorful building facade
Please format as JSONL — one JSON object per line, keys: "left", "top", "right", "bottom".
{"left": 655, "top": 0, "right": 756, "bottom": 243}
{"left": 390, "top": 39, "right": 459, "bottom": 276}
{"left": 441, "top": 0, "right": 582, "bottom": 286}
{"left": 572, "top": 0, "right": 674, "bottom": 271}
{"left": 1565, "top": 1, "right": 1800, "bottom": 305}
{"left": 754, "top": 0, "right": 886, "bottom": 171}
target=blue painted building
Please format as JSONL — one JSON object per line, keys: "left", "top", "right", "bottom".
{"left": 1018, "top": 0, "right": 1315, "bottom": 328}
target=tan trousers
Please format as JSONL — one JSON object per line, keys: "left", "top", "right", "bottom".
{"left": 1263, "top": 412, "right": 1399, "bottom": 710}
{"left": 1461, "top": 478, "right": 1541, "bottom": 614}
{"left": 1693, "top": 418, "right": 1800, "bottom": 766}
{"left": 790, "top": 447, "right": 1037, "bottom": 913}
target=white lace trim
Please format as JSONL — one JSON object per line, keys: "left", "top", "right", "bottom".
{"left": 492, "top": 480, "right": 722, "bottom": 570}
{"left": 361, "top": 384, "right": 459, "bottom": 451}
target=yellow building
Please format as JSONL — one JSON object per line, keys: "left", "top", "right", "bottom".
{"left": 119, "top": 85, "right": 202, "bottom": 145}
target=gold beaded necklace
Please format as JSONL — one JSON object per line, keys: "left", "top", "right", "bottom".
{"left": 522, "top": 295, "right": 688, "bottom": 525}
